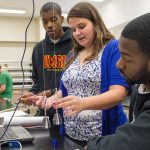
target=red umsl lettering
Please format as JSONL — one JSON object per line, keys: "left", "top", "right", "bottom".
{"left": 43, "top": 55, "right": 67, "bottom": 69}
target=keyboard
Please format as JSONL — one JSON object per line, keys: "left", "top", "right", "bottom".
{"left": 0, "top": 127, "right": 18, "bottom": 141}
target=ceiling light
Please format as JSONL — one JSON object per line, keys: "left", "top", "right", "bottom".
{"left": 62, "top": 13, "right": 67, "bottom": 18}
{"left": 90, "top": 0, "right": 104, "bottom": 2}
{"left": 0, "top": 9, "right": 26, "bottom": 14}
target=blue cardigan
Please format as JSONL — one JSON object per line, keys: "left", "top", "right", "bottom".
{"left": 60, "top": 39, "right": 128, "bottom": 136}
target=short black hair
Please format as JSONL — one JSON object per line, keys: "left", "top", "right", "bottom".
{"left": 121, "top": 13, "right": 150, "bottom": 56}
{"left": 40, "top": 2, "right": 62, "bottom": 16}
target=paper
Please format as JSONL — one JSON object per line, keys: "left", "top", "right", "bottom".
{"left": 3, "top": 116, "right": 45, "bottom": 126}
{"left": 0, "top": 110, "right": 28, "bottom": 117}
{"left": 0, "top": 110, "right": 46, "bottom": 127}
{"left": 0, "top": 117, "right": 4, "bottom": 127}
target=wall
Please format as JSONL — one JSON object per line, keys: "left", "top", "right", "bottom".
{"left": 0, "top": 41, "right": 35, "bottom": 61}
{"left": 0, "top": 0, "right": 150, "bottom": 60}
{"left": 100, "top": 0, "right": 150, "bottom": 29}
{"left": 93, "top": 0, "right": 150, "bottom": 39}
{"left": 0, "top": 16, "right": 69, "bottom": 61}
{"left": 0, "top": 16, "right": 39, "bottom": 61}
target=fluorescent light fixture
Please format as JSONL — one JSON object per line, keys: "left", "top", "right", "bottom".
{"left": 62, "top": 13, "right": 67, "bottom": 18}
{"left": 90, "top": 0, "right": 104, "bottom": 2}
{"left": 0, "top": 9, "right": 26, "bottom": 14}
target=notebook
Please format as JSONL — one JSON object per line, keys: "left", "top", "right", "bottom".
{"left": 0, "top": 126, "right": 34, "bottom": 142}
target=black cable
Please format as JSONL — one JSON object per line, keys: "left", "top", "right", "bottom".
{"left": 0, "top": 0, "right": 35, "bottom": 140}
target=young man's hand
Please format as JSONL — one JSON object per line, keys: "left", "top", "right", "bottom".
{"left": 20, "top": 92, "right": 34, "bottom": 105}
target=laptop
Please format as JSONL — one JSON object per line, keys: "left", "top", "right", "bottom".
{"left": 0, "top": 125, "right": 34, "bottom": 142}
{"left": 0, "top": 110, "right": 34, "bottom": 142}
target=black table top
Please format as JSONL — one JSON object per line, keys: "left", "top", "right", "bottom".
{"left": 1, "top": 128, "right": 84, "bottom": 150}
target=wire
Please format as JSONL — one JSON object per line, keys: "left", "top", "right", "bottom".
{"left": 41, "top": 1, "right": 59, "bottom": 126}
{"left": 53, "top": 2, "right": 57, "bottom": 92}
{"left": 42, "top": 36, "right": 49, "bottom": 129}
{"left": 42, "top": 40, "right": 46, "bottom": 96}
{"left": 41, "top": 1, "right": 57, "bottom": 126}
{"left": 41, "top": 2, "right": 58, "bottom": 94}
{"left": 0, "top": 0, "right": 35, "bottom": 141}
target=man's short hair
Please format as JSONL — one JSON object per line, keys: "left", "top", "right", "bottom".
{"left": 40, "top": 2, "right": 62, "bottom": 16}
{"left": 121, "top": 13, "right": 150, "bottom": 57}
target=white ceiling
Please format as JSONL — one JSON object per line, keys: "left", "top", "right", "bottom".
{"left": 0, "top": 0, "right": 110, "bottom": 18}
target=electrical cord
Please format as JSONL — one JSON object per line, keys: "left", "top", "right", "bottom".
{"left": 0, "top": 0, "right": 35, "bottom": 141}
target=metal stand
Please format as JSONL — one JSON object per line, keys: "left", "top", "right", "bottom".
{"left": 42, "top": 116, "right": 50, "bottom": 129}
{"left": 42, "top": 95, "right": 51, "bottom": 129}
{"left": 53, "top": 88, "right": 62, "bottom": 125}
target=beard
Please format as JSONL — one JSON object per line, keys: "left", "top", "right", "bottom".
{"left": 120, "top": 69, "right": 150, "bottom": 86}
{"left": 123, "top": 76, "right": 136, "bottom": 86}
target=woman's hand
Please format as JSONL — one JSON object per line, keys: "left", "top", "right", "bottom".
{"left": 53, "top": 95, "right": 84, "bottom": 116}
{"left": 29, "top": 95, "right": 53, "bottom": 110}
{"left": 30, "top": 90, "right": 62, "bottom": 110}
{"left": 20, "top": 90, "right": 52, "bottom": 106}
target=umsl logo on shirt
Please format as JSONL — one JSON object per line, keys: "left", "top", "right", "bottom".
{"left": 43, "top": 55, "right": 67, "bottom": 70}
